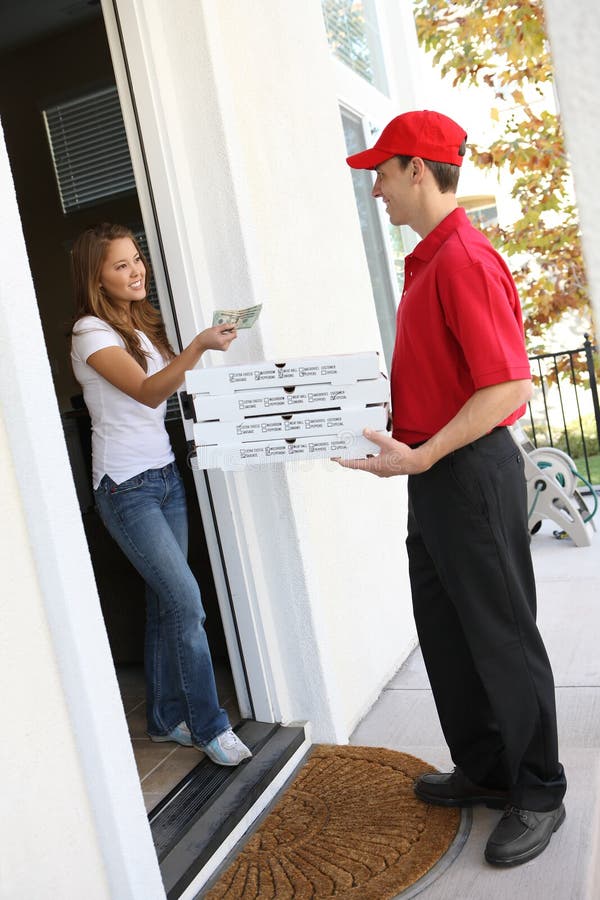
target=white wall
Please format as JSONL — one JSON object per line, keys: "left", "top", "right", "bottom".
{"left": 0, "top": 123, "right": 165, "bottom": 899}
{"left": 544, "top": 0, "right": 600, "bottom": 331}
{"left": 114, "top": 0, "right": 416, "bottom": 741}
{"left": 0, "top": 421, "right": 110, "bottom": 899}
{"left": 205, "top": 0, "right": 416, "bottom": 737}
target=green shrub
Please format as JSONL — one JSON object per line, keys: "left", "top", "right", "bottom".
{"left": 524, "top": 412, "right": 599, "bottom": 458}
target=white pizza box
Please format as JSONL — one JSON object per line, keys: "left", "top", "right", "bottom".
{"left": 191, "top": 431, "right": 383, "bottom": 472}
{"left": 185, "top": 351, "right": 381, "bottom": 396}
{"left": 190, "top": 374, "right": 389, "bottom": 422}
{"left": 193, "top": 405, "right": 387, "bottom": 445}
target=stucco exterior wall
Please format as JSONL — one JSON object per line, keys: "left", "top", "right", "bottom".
{"left": 204, "top": 0, "right": 416, "bottom": 737}
{"left": 544, "top": 0, "right": 600, "bottom": 330}
{"left": 113, "top": 0, "right": 416, "bottom": 740}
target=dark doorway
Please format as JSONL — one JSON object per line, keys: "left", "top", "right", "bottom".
{"left": 0, "top": 0, "right": 238, "bottom": 812}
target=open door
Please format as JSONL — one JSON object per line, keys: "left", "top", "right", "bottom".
{"left": 0, "top": 0, "right": 249, "bottom": 805}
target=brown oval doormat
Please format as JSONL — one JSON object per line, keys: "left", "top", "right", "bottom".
{"left": 204, "top": 745, "right": 462, "bottom": 899}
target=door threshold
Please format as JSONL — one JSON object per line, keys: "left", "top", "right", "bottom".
{"left": 149, "top": 720, "right": 309, "bottom": 899}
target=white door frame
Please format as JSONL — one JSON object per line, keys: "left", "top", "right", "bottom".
{"left": 101, "top": 0, "right": 279, "bottom": 724}
{"left": 0, "top": 114, "right": 167, "bottom": 900}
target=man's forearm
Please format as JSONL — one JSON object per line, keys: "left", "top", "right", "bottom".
{"left": 336, "top": 378, "right": 532, "bottom": 478}
{"left": 417, "top": 379, "right": 532, "bottom": 469}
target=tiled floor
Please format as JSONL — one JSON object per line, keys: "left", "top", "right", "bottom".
{"left": 117, "top": 662, "right": 241, "bottom": 812}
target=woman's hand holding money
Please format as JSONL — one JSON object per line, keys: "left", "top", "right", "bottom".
{"left": 195, "top": 324, "right": 238, "bottom": 353}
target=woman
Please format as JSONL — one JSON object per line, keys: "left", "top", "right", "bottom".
{"left": 70, "top": 222, "right": 251, "bottom": 766}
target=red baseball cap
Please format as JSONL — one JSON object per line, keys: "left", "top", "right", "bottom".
{"left": 346, "top": 110, "right": 467, "bottom": 169}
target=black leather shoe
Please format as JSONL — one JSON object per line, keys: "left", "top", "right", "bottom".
{"left": 485, "top": 803, "right": 566, "bottom": 866}
{"left": 414, "top": 768, "right": 509, "bottom": 809}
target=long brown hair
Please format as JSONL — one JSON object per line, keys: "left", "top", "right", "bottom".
{"left": 70, "top": 222, "right": 175, "bottom": 369}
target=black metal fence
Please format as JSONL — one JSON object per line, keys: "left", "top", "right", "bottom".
{"left": 524, "top": 334, "right": 600, "bottom": 486}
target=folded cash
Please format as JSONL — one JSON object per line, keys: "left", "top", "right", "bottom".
{"left": 212, "top": 303, "right": 262, "bottom": 329}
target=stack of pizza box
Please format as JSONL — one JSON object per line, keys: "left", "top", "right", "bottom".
{"left": 183, "top": 351, "right": 389, "bottom": 471}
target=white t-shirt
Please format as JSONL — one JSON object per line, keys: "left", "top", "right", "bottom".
{"left": 71, "top": 316, "right": 175, "bottom": 489}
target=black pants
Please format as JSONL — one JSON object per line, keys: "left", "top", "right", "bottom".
{"left": 407, "top": 427, "right": 566, "bottom": 811}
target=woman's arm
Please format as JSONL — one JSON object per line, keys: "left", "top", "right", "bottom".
{"left": 86, "top": 324, "right": 237, "bottom": 408}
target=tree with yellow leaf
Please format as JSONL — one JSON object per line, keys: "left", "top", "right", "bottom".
{"left": 413, "top": 0, "right": 592, "bottom": 350}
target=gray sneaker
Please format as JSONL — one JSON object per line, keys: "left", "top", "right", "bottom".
{"left": 149, "top": 722, "right": 193, "bottom": 747}
{"left": 200, "top": 728, "right": 252, "bottom": 766}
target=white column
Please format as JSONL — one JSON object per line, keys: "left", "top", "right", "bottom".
{"left": 544, "top": 0, "right": 600, "bottom": 328}
{"left": 0, "top": 121, "right": 165, "bottom": 899}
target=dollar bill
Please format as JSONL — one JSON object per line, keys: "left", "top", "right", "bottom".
{"left": 212, "top": 303, "right": 262, "bottom": 329}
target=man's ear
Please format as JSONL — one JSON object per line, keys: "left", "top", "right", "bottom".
{"left": 411, "top": 157, "right": 427, "bottom": 182}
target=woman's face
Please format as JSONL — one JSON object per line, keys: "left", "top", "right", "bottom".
{"left": 99, "top": 237, "right": 147, "bottom": 310}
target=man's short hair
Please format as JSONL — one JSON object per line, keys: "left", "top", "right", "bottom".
{"left": 396, "top": 139, "right": 466, "bottom": 193}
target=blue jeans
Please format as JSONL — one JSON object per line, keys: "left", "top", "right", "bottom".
{"left": 94, "top": 462, "right": 229, "bottom": 746}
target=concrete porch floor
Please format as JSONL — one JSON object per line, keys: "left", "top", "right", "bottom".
{"left": 351, "top": 519, "right": 600, "bottom": 900}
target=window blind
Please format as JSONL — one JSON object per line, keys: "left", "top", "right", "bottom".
{"left": 322, "top": 0, "right": 372, "bottom": 81}
{"left": 44, "top": 85, "right": 136, "bottom": 213}
{"left": 321, "top": 0, "right": 388, "bottom": 93}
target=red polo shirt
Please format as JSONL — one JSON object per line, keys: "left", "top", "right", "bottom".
{"left": 390, "top": 207, "right": 531, "bottom": 445}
